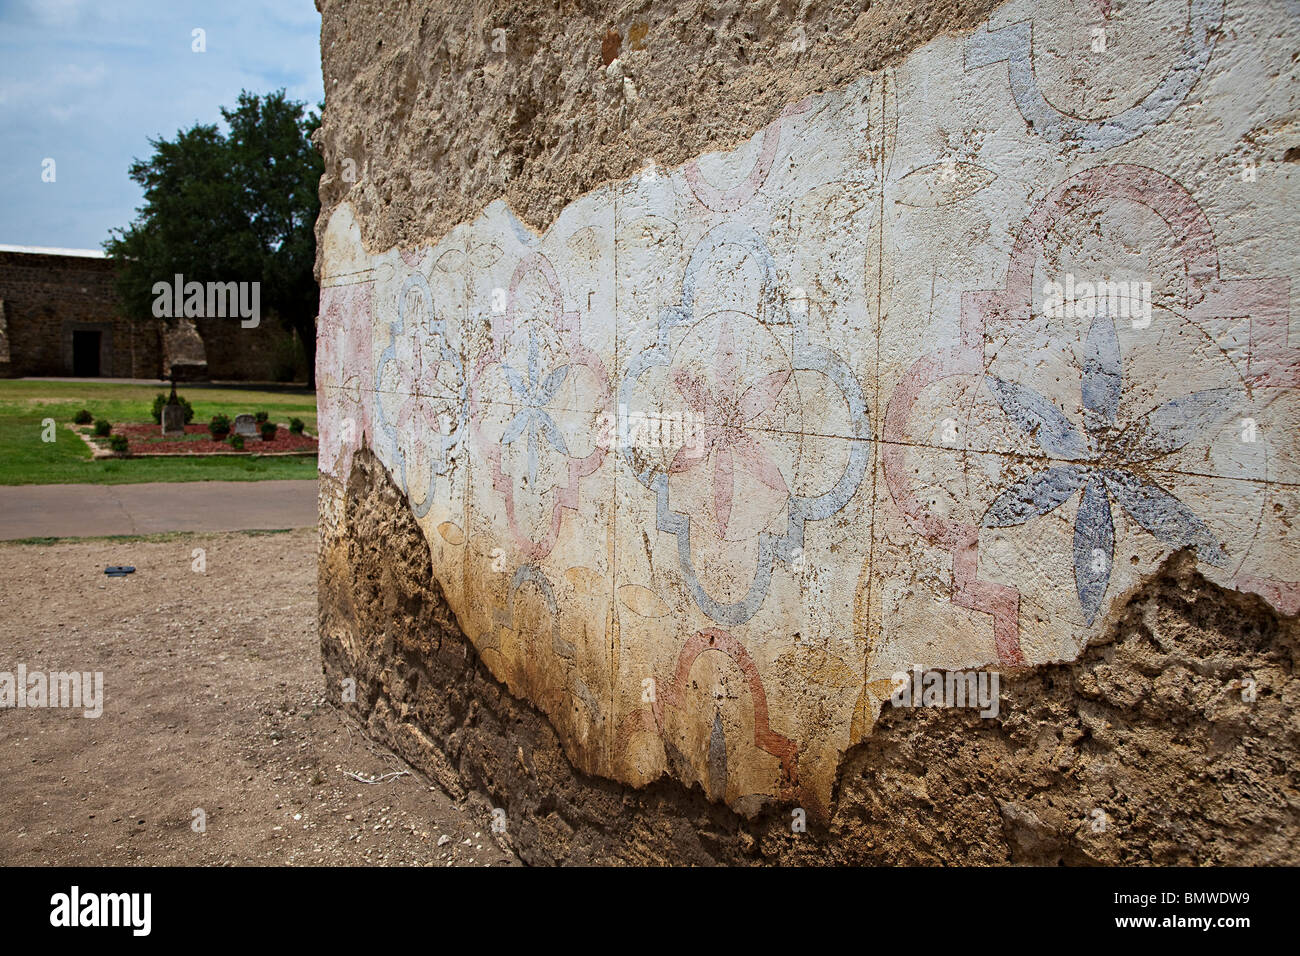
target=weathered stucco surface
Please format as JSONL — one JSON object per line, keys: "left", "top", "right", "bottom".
{"left": 321, "top": 451, "right": 1299, "bottom": 863}
{"left": 316, "top": 0, "right": 1300, "bottom": 860}
{"left": 313, "top": 0, "right": 1007, "bottom": 257}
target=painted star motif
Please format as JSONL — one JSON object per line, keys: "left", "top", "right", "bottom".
{"left": 500, "top": 325, "right": 570, "bottom": 486}
{"left": 983, "top": 312, "right": 1231, "bottom": 622}
{"left": 668, "top": 322, "right": 791, "bottom": 538}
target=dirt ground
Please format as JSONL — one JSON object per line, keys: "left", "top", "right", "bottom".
{"left": 0, "top": 528, "right": 518, "bottom": 866}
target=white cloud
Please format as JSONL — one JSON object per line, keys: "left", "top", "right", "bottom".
{"left": 0, "top": 0, "right": 324, "bottom": 247}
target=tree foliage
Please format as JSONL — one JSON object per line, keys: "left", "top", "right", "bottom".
{"left": 105, "top": 90, "right": 323, "bottom": 384}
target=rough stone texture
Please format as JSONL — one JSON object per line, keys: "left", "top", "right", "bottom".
{"left": 316, "top": 0, "right": 1300, "bottom": 859}
{"left": 313, "top": 0, "right": 1006, "bottom": 263}
{"left": 321, "top": 450, "right": 1299, "bottom": 864}
{"left": 837, "top": 563, "right": 1300, "bottom": 866}
{"left": 162, "top": 318, "right": 209, "bottom": 381}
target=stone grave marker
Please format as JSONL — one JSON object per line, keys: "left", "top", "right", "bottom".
{"left": 233, "top": 414, "right": 259, "bottom": 438}
{"left": 161, "top": 401, "right": 186, "bottom": 437}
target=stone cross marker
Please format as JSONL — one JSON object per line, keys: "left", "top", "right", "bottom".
{"left": 233, "top": 414, "right": 259, "bottom": 438}
{"left": 161, "top": 397, "right": 186, "bottom": 437}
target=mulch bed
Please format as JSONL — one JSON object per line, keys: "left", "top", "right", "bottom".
{"left": 108, "top": 423, "right": 318, "bottom": 456}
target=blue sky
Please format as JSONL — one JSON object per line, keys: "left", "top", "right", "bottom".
{"left": 0, "top": 0, "right": 324, "bottom": 251}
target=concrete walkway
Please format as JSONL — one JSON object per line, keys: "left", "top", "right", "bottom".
{"left": 0, "top": 479, "right": 317, "bottom": 540}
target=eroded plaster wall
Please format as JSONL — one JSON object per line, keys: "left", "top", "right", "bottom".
{"left": 316, "top": 0, "right": 1300, "bottom": 857}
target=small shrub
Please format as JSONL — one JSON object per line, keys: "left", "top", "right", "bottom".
{"left": 289, "top": 417, "right": 305, "bottom": 435}
{"left": 209, "top": 413, "right": 231, "bottom": 440}
{"left": 93, "top": 419, "right": 111, "bottom": 437}
{"left": 254, "top": 410, "right": 269, "bottom": 424}
{"left": 228, "top": 434, "right": 245, "bottom": 451}
{"left": 260, "top": 421, "right": 277, "bottom": 441}
{"left": 73, "top": 409, "right": 94, "bottom": 425}
{"left": 151, "top": 392, "right": 195, "bottom": 424}
{"left": 108, "top": 434, "right": 129, "bottom": 453}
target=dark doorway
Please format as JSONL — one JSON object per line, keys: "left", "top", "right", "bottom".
{"left": 72, "top": 331, "right": 101, "bottom": 376}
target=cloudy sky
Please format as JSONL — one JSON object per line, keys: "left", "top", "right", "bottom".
{"left": 0, "top": 0, "right": 324, "bottom": 251}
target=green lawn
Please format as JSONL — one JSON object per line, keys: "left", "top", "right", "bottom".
{"left": 0, "top": 380, "right": 318, "bottom": 485}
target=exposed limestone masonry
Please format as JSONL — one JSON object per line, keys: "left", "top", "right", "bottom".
{"left": 313, "top": 0, "right": 1007, "bottom": 256}
{"left": 316, "top": 0, "right": 1300, "bottom": 861}
{"left": 321, "top": 450, "right": 1299, "bottom": 864}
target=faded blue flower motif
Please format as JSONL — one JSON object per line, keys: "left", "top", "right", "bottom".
{"left": 500, "top": 326, "right": 570, "bottom": 485}
{"left": 983, "top": 313, "right": 1231, "bottom": 623}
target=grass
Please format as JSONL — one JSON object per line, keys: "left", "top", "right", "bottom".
{"left": 0, "top": 380, "right": 318, "bottom": 485}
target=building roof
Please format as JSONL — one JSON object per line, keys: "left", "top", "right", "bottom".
{"left": 0, "top": 243, "right": 107, "bottom": 259}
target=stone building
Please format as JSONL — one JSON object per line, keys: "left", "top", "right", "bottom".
{"left": 0, "top": 244, "right": 309, "bottom": 381}
{"left": 0, "top": 245, "right": 156, "bottom": 378}
{"left": 315, "top": 0, "right": 1299, "bottom": 864}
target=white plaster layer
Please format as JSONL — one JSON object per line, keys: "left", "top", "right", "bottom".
{"left": 317, "top": 0, "right": 1300, "bottom": 814}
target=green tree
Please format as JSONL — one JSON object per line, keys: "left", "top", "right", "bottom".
{"left": 105, "top": 90, "right": 323, "bottom": 385}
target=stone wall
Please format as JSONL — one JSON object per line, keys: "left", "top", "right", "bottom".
{"left": 0, "top": 248, "right": 310, "bottom": 381}
{"left": 0, "top": 249, "right": 160, "bottom": 378}
{"left": 315, "top": 0, "right": 1300, "bottom": 862}
{"left": 195, "top": 316, "right": 310, "bottom": 383}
